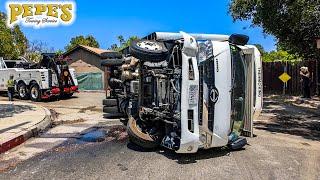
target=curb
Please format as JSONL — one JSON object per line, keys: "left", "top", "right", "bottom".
{"left": 0, "top": 106, "right": 52, "bottom": 154}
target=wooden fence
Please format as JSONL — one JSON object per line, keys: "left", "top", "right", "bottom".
{"left": 263, "top": 60, "right": 319, "bottom": 95}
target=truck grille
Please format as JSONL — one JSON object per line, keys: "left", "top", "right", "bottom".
{"left": 199, "top": 65, "right": 203, "bottom": 126}
{"left": 199, "top": 57, "right": 215, "bottom": 132}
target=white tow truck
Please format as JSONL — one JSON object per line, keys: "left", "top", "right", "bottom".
{"left": 0, "top": 55, "right": 78, "bottom": 101}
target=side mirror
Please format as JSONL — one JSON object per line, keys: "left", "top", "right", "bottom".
{"left": 229, "top": 34, "right": 249, "bottom": 46}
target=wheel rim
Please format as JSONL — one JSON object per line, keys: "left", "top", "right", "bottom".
{"left": 19, "top": 86, "right": 26, "bottom": 97}
{"left": 31, "top": 87, "right": 38, "bottom": 99}
{"left": 129, "top": 117, "right": 154, "bottom": 141}
{"left": 137, "top": 41, "right": 162, "bottom": 51}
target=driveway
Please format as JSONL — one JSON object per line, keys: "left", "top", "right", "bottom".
{"left": 0, "top": 92, "right": 106, "bottom": 124}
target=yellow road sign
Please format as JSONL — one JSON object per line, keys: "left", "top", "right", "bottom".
{"left": 279, "top": 72, "right": 291, "bottom": 83}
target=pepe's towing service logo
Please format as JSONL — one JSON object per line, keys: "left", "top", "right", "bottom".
{"left": 6, "top": 1, "right": 76, "bottom": 28}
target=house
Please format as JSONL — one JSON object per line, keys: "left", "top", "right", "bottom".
{"left": 63, "top": 45, "right": 121, "bottom": 91}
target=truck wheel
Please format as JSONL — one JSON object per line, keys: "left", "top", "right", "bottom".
{"left": 101, "top": 59, "right": 124, "bottom": 66}
{"left": 129, "top": 40, "right": 168, "bottom": 62}
{"left": 100, "top": 51, "right": 122, "bottom": 59}
{"left": 17, "top": 83, "right": 28, "bottom": 100}
{"left": 63, "top": 93, "right": 74, "bottom": 98}
{"left": 30, "top": 84, "right": 41, "bottom": 102}
{"left": 103, "top": 106, "right": 119, "bottom": 113}
{"left": 127, "top": 117, "right": 159, "bottom": 149}
{"left": 103, "top": 99, "right": 117, "bottom": 107}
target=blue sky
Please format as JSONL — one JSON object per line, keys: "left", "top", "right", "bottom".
{"left": 1, "top": 0, "right": 276, "bottom": 52}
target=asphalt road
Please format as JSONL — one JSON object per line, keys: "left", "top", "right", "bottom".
{"left": 0, "top": 126, "right": 319, "bottom": 180}
{"left": 0, "top": 93, "right": 319, "bottom": 180}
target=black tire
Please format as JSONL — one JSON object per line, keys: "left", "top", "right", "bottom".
{"left": 102, "top": 98, "right": 118, "bottom": 107}
{"left": 103, "top": 113, "right": 125, "bottom": 119}
{"left": 17, "top": 83, "right": 29, "bottom": 100}
{"left": 127, "top": 117, "right": 159, "bottom": 149}
{"left": 101, "top": 59, "right": 124, "bottom": 67}
{"left": 129, "top": 40, "right": 168, "bottom": 62}
{"left": 103, "top": 106, "right": 119, "bottom": 113}
{"left": 64, "top": 93, "right": 74, "bottom": 98}
{"left": 30, "top": 84, "right": 41, "bottom": 102}
{"left": 100, "top": 52, "right": 122, "bottom": 59}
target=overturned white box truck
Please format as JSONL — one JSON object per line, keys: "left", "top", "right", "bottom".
{"left": 102, "top": 32, "right": 263, "bottom": 153}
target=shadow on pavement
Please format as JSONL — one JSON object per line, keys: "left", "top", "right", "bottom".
{"left": 35, "top": 95, "right": 79, "bottom": 103}
{"left": 127, "top": 142, "right": 240, "bottom": 164}
{"left": 255, "top": 95, "right": 320, "bottom": 140}
{"left": 0, "top": 104, "right": 35, "bottom": 118}
{"left": 0, "top": 121, "right": 31, "bottom": 134}
{"left": 158, "top": 147, "right": 235, "bottom": 164}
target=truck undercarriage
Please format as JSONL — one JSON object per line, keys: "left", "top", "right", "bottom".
{"left": 103, "top": 32, "right": 262, "bottom": 153}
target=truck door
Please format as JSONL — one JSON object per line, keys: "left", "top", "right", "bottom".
{"left": 245, "top": 45, "right": 263, "bottom": 119}
{"left": 240, "top": 47, "right": 256, "bottom": 137}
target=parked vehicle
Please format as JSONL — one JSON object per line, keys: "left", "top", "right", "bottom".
{"left": 0, "top": 54, "right": 78, "bottom": 101}
{"left": 102, "top": 32, "right": 263, "bottom": 153}
{"left": 37, "top": 53, "right": 79, "bottom": 98}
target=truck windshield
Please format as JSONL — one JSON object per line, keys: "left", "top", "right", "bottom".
{"left": 230, "top": 45, "right": 246, "bottom": 135}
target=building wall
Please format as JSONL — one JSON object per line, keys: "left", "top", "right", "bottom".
{"left": 66, "top": 49, "right": 105, "bottom": 90}
{"left": 67, "top": 49, "right": 104, "bottom": 71}
{"left": 69, "top": 60, "right": 103, "bottom": 73}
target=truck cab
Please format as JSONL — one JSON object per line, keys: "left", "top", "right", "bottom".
{"left": 102, "top": 32, "right": 263, "bottom": 153}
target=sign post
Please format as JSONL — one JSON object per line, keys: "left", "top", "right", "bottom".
{"left": 279, "top": 72, "right": 292, "bottom": 95}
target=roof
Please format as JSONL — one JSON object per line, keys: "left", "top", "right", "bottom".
{"left": 63, "top": 45, "right": 117, "bottom": 57}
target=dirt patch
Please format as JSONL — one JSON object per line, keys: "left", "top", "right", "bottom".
{"left": 52, "top": 118, "right": 87, "bottom": 127}
{"left": 78, "top": 106, "right": 101, "bottom": 113}
{"left": 0, "top": 158, "right": 20, "bottom": 173}
{"left": 49, "top": 109, "right": 60, "bottom": 120}
{"left": 105, "top": 126, "right": 128, "bottom": 142}
{"left": 45, "top": 125, "right": 128, "bottom": 156}
{"left": 256, "top": 95, "right": 320, "bottom": 140}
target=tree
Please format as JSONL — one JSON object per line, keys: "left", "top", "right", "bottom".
{"left": 65, "top": 35, "right": 100, "bottom": 51}
{"left": 229, "top": 0, "right": 320, "bottom": 60}
{"left": 110, "top": 36, "right": 139, "bottom": 51}
{"left": 253, "top": 44, "right": 266, "bottom": 56}
{"left": 25, "top": 40, "right": 55, "bottom": 62}
{"left": 117, "top": 35, "right": 125, "bottom": 46}
{"left": 55, "top": 50, "right": 64, "bottom": 56}
{"left": 0, "top": 12, "right": 28, "bottom": 59}
{"left": 263, "top": 50, "right": 302, "bottom": 64}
